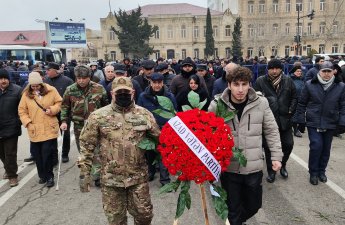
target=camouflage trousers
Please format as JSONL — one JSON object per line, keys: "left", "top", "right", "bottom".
{"left": 74, "top": 125, "right": 101, "bottom": 181}
{"left": 102, "top": 182, "right": 153, "bottom": 225}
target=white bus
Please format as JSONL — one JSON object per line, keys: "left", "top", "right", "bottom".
{"left": 0, "top": 45, "right": 62, "bottom": 65}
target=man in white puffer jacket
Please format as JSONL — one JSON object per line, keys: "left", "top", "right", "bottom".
{"left": 208, "top": 66, "right": 283, "bottom": 225}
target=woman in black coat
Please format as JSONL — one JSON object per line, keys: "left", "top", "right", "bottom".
{"left": 175, "top": 74, "right": 210, "bottom": 111}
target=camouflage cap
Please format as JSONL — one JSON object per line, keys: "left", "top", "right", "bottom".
{"left": 112, "top": 77, "right": 133, "bottom": 92}
{"left": 74, "top": 65, "right": 91, "bottom": 77}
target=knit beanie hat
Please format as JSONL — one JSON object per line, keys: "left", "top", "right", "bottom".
{"left": 28, "top": 72, "right": 43, "bottom": 85}
{"left": 267, "top": 59, "right": 283, "bottom": 70}
{"left": 0, "top": 69, "right": 10, "bottom": 80}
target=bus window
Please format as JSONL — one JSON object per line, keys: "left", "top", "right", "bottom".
{"left": 0, "top": 50, "right": 5, "bottom": 60}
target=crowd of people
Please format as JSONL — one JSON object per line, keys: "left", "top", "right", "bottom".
{"left": 0, "top": 54, "right": 344, "bottom": 225}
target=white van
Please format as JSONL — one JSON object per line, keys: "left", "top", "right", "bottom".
{"left": 312, "top": 53, "right": 345, "bottom": 64}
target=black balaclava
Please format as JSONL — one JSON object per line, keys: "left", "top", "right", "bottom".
{"left": 115, "top": 93, "right": 132, "bottom": 108}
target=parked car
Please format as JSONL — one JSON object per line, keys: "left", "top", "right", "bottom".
{"left": 64, "top": 31, "right": 81, "bottom": 41}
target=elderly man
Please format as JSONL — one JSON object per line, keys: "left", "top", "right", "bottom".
{"left": 295, "top": 61, "right": 345, "bottom": 185}
{"left": 133, "top": 60, "right": 156, "bottom": 91}
{"left": 99, "top": 65, "right": 115, "bottom": 90}
{"left": 60, "top": 65, "right": 108, "bottom": 186}
{"left": 0, "top": 69, "right": 22, "bottom": 187}
{"left": 78, "top": 77, "right": 160, "bottom": 225}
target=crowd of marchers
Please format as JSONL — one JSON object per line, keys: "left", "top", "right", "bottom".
{"left": 0, "top": 54, "right": 345, "bottom": 225}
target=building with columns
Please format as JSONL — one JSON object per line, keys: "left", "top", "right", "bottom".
{"left": 98, "top": 3, "right": 236, "bottom": 61}
{"left": 209, "top": 0, "right": 345, "bottom": 57}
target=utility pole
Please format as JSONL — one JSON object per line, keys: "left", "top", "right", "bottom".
{"left": 295, "top": 7, "right": 315, "bottom": 55}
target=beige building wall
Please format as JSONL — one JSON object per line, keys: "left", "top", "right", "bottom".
{"left": 238, "top": 0, "right": 345, "bottom": 57}
{"left": 99, "top": 10, "right": 236, "bottom": 61}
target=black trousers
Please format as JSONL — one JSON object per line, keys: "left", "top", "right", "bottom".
{"left": 264, "top": 128, "right": 294, "bottom": 173}
{"left": 31, "top": 139, "right": 57, "bottom": 181}
{"left": 0, "top": 136, "right": 18, "bottom": 178}
{"left": 145, "top": 151, "right": 170, "bottom": 185}
{"left": 221, "top": 171, "right": 263, "bottom": 225}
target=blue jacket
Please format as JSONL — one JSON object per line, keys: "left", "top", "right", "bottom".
{"left": 137, "top": 86, "right": 177, "bottom": 128}
{"left": 295, "top": 74, "right": 345, "bottom": 129}
{"left": 212, "top": 77, "right": 227, "bottom": 99}
{"left": 305, "top": 64, "right": 320, "bottom": 82}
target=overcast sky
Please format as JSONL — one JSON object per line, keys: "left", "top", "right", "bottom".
{"left": 1, "top": 0, "right": 207, "bottom": 31}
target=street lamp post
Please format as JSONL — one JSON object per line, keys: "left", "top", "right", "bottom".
{"left": 295, "top": 8, "right": 315, "bottom": 55}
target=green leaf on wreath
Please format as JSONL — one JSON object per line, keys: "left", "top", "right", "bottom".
{"left": 138, "top": 137, "right": 156, "bottom": 150}
{"left": 215, "top": 99, "right": 236, "bottom": 123}
{"left": 152, "top": 108, "right": 175, "bottom": 119}
{"left": 187, "top": 91, "right": 200, "bottom": 108}
{"left": 185, "top": 191, "right": 191, "bottom": 210}
{"left": 198, "top": 98, "right": 207, "bottom": 110}
{"left": 159, "top": 179, "right": 181, "bottom": 194}
{"left": 210, "top": 184, "right": 229, "bottom": 221}
{"left": 182, "top": 105, "right": 193, "bottom": 112}
{"left": 156, "top": 96, "right": 176, "bottom": 114}
{"left": 233, "top": 147, "right": 247, "bottom": 167}
{"left": 181, "top": 181, "right": 191, "bottom": 193}
{"left": 176, "top": 192, "right": 187, "bottom": 218}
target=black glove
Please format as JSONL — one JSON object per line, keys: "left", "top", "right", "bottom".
{"left": 336, "top": 125, "right": 345, "bottom": 134}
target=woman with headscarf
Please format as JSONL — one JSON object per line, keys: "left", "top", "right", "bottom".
{"left": 18, "top": 72, "right": 62, "bottom": 188}
{"left": 175, "top": 74, "right": 210, "bottom": 111}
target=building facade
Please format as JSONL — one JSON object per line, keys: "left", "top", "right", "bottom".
{"left": 99, "top": 3, "right": 236, "bottom": 61}
{"left": 209, "top": 0, "right": 345, "bottom": 57}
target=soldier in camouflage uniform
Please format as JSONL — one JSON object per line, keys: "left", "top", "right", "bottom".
{"left": 60, "top": 65, "right": 108, "bottom": 187}
{"left": 78, "top": 77, "right": 160, "bottom": 225}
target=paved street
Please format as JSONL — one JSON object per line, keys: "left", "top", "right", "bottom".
{"left": 0, "top": 126, "right": 344, "bottom": 225}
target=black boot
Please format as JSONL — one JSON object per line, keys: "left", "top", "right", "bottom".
{"left": 266, "top": 171, "right": 276, "bottom": 183}
{"left": 280, "top": 166, "right": 288, "bottom": 178}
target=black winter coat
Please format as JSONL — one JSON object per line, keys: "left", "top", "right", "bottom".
{"left": 254, "top": 74, "right": 297, "bottom": 131}
{"left": 0, "top": 83, "right": 22, "bottom": 138}
{"left": 295, "top": 74, "right": 345, "bottom": 129}
{"left": 44, "top": 74, "right": 74, "bottom": 97}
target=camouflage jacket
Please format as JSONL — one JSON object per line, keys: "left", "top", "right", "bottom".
{"left": 60, "top": 81, "right": 108, "bottom": 126}
{"left": 78, "top": 103, "right": 160, "bottom": 188}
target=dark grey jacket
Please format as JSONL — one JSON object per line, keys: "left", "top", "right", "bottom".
{"left": 0, "top": 83, "right": 22, "bottom": 138}
{"left": 44, "top": 73, "right": 74, "bottom": 97}
{"left": 295, "top": 74, "right": 345, "bottom": 129}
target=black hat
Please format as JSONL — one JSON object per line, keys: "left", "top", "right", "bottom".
{"left": 289, "top": 65, "right": 302, "bottom": 74}
{"left": 0, "top": 69, "right": 10, "bottom": 80}
{"left": 47, "top": 62, "right": 60, "bottom": 70}
{"left": 267, "top": 59, "right": 283, "bottom": 70}
{"left": 156, "top": 63, "right": 168, "bottom": 71}
{"left": 113, "top": 63, "right": 126, "bottom": 73}
{"left": 196, "top": 64, "right": 207, "bottom": 71}
{"left": 181, "top": 57, "right": 195, "bottom": 67}
{"left": 141, "top": 60, "right": 156, "bottom": 69}
{"left": 150, "top": 73, "right": 164, "bottom": 81}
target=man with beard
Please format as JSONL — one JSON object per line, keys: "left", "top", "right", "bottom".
{"left": 137, "top": 73, "right": 177, "bottom": 185}
{"left": 169, "top": 57, "right": 209, "bottom": 97}
{"left": 254, "top": 59, "right": 297, "bottom": 183}
{"left": 78, "top": 77, "right": 160, "bottom": 225}
{"left": 60, "top": 65, "right": 108, "bottom": 187}
{"left": 155, "top": 62, "right": 175, "bottom": 90}
{"left": 0, "top": 69, "right": 22, "bottom": 187}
